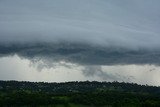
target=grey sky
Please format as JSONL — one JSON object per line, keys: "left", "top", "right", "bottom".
{"left": 0, "top": 55, "right": 160, "bottom": 86}
{"left": 0, "top": 0, "right": 160, "bottom": 65}
{"left": 0, "top": 0, "right": 160, "bottom": 85}
{"left": 0, "top": 0, "right": 160, "bottom": 49}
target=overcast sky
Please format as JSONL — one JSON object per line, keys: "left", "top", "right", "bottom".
{"left": 0, "top": 0, "right": 160, "bottom": 49}
{"left": 0, "top": 0, "right": 160, "bottom": 85}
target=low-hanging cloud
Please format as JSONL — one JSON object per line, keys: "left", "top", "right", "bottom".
{"left": 0, "top": 43, "right": 160, "bottom": 66}
{"left": 0, "top": 0, "right": 160, "bottom": 66}
{"left": 82, "top": 66, "right": 122, "bottom": 81}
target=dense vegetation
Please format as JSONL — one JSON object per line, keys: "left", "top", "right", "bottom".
{"left": 0, "top": 80, "right": 160, "bottom": 107}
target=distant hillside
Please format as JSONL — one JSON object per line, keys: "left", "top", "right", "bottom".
{"left": 0, "top": 80, "right": 160, "bottom": 94}
{"left": 0, "top": 80, "right": 160, "bottom": 107}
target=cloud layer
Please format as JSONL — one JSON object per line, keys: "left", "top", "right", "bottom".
{"left": 0, "top": 0, "right": 160, "bottom": 49}
{"left": 0, "top": 43, "right": 160, "bottom": 65}
{"left": 0, "top": 0, "right": 160, "bottom": 66}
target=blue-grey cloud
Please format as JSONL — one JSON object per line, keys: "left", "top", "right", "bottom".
{"left": 0, "top": 43, "right": 160, "bottom": 65}
{"left": 0, "top": 0, "right": 160, "bottom": 65}
{"left": 0, "top": 0, "right": 160, "bottom": 50}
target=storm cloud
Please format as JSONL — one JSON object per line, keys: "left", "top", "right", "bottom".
{"left": 1, "top": 43, "right": 160, "bottom": 66}
{"left": 0, "top": 0, "right": 160, "bottom": 66}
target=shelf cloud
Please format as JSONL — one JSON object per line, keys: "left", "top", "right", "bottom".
{"left": 0, "top": 43, "right": 160, "bottom": 66}
{"left": 0, "top": 0, "right": 160, "bottom": 66}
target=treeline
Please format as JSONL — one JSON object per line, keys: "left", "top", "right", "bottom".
{"left": 0, "top": 80, "right": 160, "bottom": 107}
{"left": 0, "top": 80, "right": 160, "bottom": 94}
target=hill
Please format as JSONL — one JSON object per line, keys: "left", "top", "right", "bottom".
{"left": 0, "top": 80, "right": 160, "bottom": 107}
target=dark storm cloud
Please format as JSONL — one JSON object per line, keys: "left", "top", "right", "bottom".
{"left": 0, "top": 0, "right": 160, "bottom": 65}
{"left": 0, "top": 43, "right": 160, "bottom": 65}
